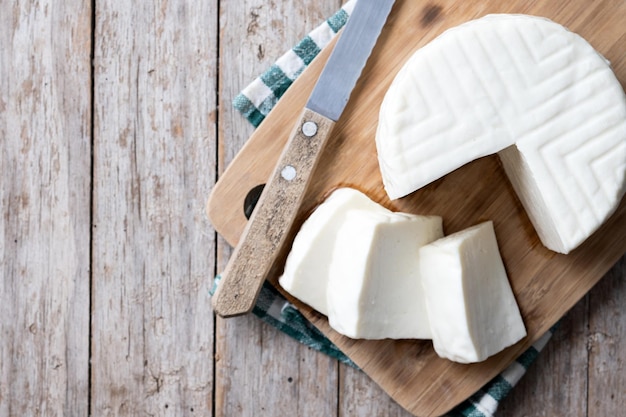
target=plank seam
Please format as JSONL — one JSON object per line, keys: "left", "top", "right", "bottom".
{"left": 88, "top": 0, "right": 97, "bottom": 415}
{"left": 212, "top": 1, "right": 221, "bottom": 416}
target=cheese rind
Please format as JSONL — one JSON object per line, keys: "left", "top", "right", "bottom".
{"left": 376, "top": 14, "right": 626, "bottom": 254}
{"left": 419, "top": 221, "right": 526, "bottom": 363}
{"left": 327, "top": 210, "right": 443, "bottom": 339}
{"left": 278, "top": 188, "right": 390, "bottom": 315}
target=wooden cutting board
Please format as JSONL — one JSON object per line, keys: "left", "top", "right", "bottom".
{"left": 207, "top": 1, "right": 626, "bottom": 416}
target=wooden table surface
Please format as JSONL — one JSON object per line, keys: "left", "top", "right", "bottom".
{"left": 2, "top": 0, "right": 625, "bottom": 416}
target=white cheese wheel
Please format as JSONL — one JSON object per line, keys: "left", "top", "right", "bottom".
{"left": 419, "top": 221, "right": 527, "bottom": 363}
{"left": 376, "top": 14, "right": 626, "bottom": 254}
{"left": 327, "top": 210, "right": 443, "bottom": 339}
{"left": 278, "top": 188, "right": 390, "bottom": 315}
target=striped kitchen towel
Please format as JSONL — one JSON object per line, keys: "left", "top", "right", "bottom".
{"left": 225, "top": 1, "right": 554, "bottom": 415}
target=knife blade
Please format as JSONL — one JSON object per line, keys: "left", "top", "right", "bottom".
{"left": 212, "top": 0, "right": 396, "bottom": 318}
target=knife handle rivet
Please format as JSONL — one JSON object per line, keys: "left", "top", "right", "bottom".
{"left": 281, "top": 165, "right": 297, "bottom": 181}
{"left": 302, "top": 121, "right": 318, "bottom": 137}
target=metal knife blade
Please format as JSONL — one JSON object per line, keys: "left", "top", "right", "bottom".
{"left": 308, "top": 0, "right": 396, "bottom": 122}
{"left": 212, "top": 0, "right": 396, "bottom": 318}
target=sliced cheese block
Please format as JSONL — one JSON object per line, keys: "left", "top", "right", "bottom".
{"left": 376, "top": 14, "right": 626, "bottom": 254}
{"left": 327, "top": 210, "right": 443, "bottom": 339}
{"left": 278, "top": 187, "right": 391, "bottom": 315}
{"left": 419, "top": 221, "right": 526, "bottom": 363}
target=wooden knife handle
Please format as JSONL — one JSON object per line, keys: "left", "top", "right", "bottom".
{"left": 212, "top": 108, "right": 335, "bottom": 317}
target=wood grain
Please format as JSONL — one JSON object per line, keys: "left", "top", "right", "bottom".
{"left": 587, "top": 255, "right": 626, "bottom": 416}
{"left": 215, "top": 0, "right": 342, "bottom": 415}
{"left": 0, "top": 0, "right": 92, "bottom": 415}
{"left": 339, "top": 364, "right": 414, "bottom": 417}
{"left": 208, "top": 0, "right": 626, "bottom": 415}
{"left": 91, "top": 0, "right": 217, "bottom": 415}
{"left": 499, "top": 298, "right": 590, "bottom": 415}
{"left": 213, "top": 109, "right": 335, "bottom": 317}
{"left": 1, "top": 0, "right": 625, "bottom": 416}
{"left": 500, "top": 255, "right": 626, "bottom": 416}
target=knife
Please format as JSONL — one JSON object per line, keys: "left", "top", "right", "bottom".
{"left": 212, "top": 0, "right": 396, "bottom": 318}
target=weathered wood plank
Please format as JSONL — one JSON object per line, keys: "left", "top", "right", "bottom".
{"left": 215, "top": 316, "right": 339, "bottom": 416}
{"left": 339, "top": 364, "right": 414, "bottom": 417}
{"left": 499, "top": 298, "right": 589, "bottom": 416}
{"left": 214, "top": 1, "right": 343, "bottom": 416}
{"left": 91, "top": 0, "right": 217, "bottom": 415}
{"left": 0, "top": 0, "right": 92, "bottom": 415}
{"left": 500, "top": 255, "right": 626, "bottom": 417}
{"left": 4, "top": 0, "right": 625, "bottom": 415}
{"left": 213, "top": 1, "right": 624, "bottom": 415}
{"left": 588, "top": 255, "right": 626, "bottom": 417}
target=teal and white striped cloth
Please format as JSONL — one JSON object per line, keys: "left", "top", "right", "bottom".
{"left": 224, "top": 1, "right": 555, "bottom": 415}
{"left": 233, "top": 1, "right": 357, "bottom": 128}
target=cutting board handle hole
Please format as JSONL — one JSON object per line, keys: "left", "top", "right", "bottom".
{"left": 244, "top": 184, "right": 265, "bottom": 219}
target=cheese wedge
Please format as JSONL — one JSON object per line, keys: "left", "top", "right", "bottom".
{"left": 327, "top": 210, "right": 443, "bottom": 339}
{"left": 278, "top": 188, "right": 391, "bottom": 315}
{"left": 419, "top": 221, "right": 526, "bottom": 363}
{"left": 376, "top": 14, "right": 626, "bottom": 254}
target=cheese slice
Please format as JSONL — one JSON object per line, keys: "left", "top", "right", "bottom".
{"left": 419, "top": 221, "right": 526, "bottom": 363}
{"left": 376, "top": 14, "right": 626, "bottom": 253}
{"left": 278, "top": 188, "right": 391, "bottom": 315}
{"left": 327, "top": 210, "right": 443, "bottom": 339}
